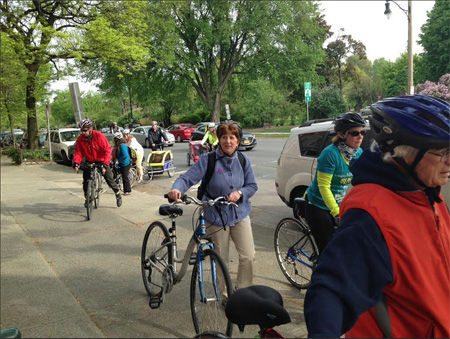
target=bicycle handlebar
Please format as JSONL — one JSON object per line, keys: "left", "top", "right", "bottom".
{"left": 163, "top": 194, "right": 238, "bottom": 209}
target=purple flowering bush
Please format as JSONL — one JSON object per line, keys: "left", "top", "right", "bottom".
{"left": 415, "top": 74, "right": 450, "bottom": 102}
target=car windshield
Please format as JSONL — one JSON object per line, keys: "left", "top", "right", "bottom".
{"left": 60, "top": 131, "right": 80, "bottom": 142}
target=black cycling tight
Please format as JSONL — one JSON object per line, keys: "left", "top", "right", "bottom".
{"left": 304, "top": 202, "right": 336, "bottom": 256}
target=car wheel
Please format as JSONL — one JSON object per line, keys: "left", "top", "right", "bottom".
{"left": 145, "top": 138, "right": 150, "bottom": 148}
{"left": 61, "top": 151, "right": 70, "bottom": 166}
{"left": 177, "top": 135, "right": 182, "bottom": 143}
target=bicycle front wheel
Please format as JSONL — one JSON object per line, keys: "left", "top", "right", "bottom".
{"left": 141, "top": 221, "right": 172, "bottom": 297}
{"left": 96, "top": 172, "right": 102, "bottom": 207}
{"left": 190, "top": 248, "right": 233, "bottom": 337}
{"left": 93, "top": 173, "right": 99, "bottom": 209}
{"left": 86, "top": 179, "right": 93, "bottom": 220}
{"left": 274, "top": 217, "right": 318, "bottom": 289}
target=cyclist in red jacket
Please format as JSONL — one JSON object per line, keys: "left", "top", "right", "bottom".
{"left": 73, "top": 119, "right": 122, "bottom": 207}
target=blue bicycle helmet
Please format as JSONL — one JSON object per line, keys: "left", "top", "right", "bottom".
{"left": 369, "top": 95, "right": 450, "bottom": 151}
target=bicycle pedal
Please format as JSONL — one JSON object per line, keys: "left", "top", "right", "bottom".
{"left": 149, "top": 296, "right": 163, "bottom": 309}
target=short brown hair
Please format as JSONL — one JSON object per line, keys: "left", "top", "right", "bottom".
{"left": 218, "top": 123, "right": 241, "bottom": 142}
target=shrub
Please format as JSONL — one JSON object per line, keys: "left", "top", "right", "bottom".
{"left": 2, "top": 148, "right": 49, "bottom": 165}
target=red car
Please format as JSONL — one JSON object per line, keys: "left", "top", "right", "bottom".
{"left": 167, "top": 123, "right": 196, "bottom": 142}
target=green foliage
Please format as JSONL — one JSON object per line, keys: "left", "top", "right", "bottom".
{"left": 1, "top": 148, "right": 49, "bottom": 165}
{"left": 418, "top": 1, "right": 450, "bottom": 82}
{"left": 308, "top": 86, "right": 347, "bottom": 120}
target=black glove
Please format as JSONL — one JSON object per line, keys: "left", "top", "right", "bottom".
{"left": 333, "top": 216, "right": 340, "bottom": 227}
{"left": 73, "top": 162, "right": 80, "bottom": 169}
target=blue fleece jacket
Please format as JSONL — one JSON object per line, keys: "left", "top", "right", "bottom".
{"left": 304, "top": 148, "right": 442, "bottom": 338}
{"left": 172, "top": 148, "right": 257, "bottom": 226}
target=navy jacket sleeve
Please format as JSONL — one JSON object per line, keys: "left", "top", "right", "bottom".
{"left": 304, "top": 209, "right": 393, "bottom": 338}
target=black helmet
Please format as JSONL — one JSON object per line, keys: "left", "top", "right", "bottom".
{"left": 369, "top": 95, "right": 450, "bottom": 151}
{"left": 217, "top": 120, "right": 243, "bottom": 139}
{"left": 333, "top": 112, "right": 366, "bottom": 133}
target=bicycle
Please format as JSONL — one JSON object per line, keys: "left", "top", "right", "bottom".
{"left": 274, "top": 197, "right": 319, "bottom": 289}
{"left": 141, "top": 194, "right": 235, "bottom": 337}
{"left": 142, "top": 144, "right": 175, "bottom": 181}
{"left": 111, "top": 160, "right": 137, "bottom": 190}
{"left": 84, "top": 163, "right": 104, "bottom": 221}
{"left": 194, "top": 285, "right": 291, "bottom": 338}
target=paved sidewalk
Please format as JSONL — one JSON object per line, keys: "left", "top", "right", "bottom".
{"left": 1, "top": 156, "right": 307, "bottom": 338}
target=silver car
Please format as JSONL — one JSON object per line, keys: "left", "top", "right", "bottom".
{"left": 131, "top": 126, "right": 175, "bottom": 148}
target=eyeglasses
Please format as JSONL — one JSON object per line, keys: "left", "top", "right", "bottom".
{"left": 427, "top": 149, "right": 450, "bottom": 163}
{"left": 347, "top": 130, "right": 365, "bottom": 137}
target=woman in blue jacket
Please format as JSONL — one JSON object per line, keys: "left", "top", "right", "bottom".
{"left": 112, "top": 132, "right": 132, "bottom": 195}
{"left": 167, "top": 122, "right": 258, "bottom": 290}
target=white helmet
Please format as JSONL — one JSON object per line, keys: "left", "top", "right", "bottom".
{"left": 208, "top": 122, "right": 215, "bottom": 128}
{"left": 151, "top": 121, "right": 157, "bottom": 126}
{"left": 123, "top": 129, "right": 130, "bottom": 135}
{"left": 113, "top": 131, "right": 123, "bottom": 140}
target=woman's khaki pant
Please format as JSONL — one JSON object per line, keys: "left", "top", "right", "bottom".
{"left": 206, "top": 215, "right": 255, "bottom": 289}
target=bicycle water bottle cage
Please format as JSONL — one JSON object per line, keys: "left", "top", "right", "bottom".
{"left": 159, "top": 204, "right": 183, "bottom": 217}
{"left": 225, "top": 285, "right": 291, "bottom": 331}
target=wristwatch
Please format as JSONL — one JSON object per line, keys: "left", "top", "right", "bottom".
{"left": 237, "top": 190, "right": 243, "bottom": 197}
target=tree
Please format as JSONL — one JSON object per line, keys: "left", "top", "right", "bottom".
{"left": 0, "top": 1, "right": 149, "bottom": 149}
{"left": 148, "top": 1, "right": 328, "bottom": 122}
{"left": 418, "top": 1, "right": 450, "bottom": 82}
{"left": 308, "top": 86, "right": 347, "bottom": 120}
{"left": 323, "top": 29, "right": 367, "bottom": 91}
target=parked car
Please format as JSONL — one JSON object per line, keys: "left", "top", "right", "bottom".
{"left": 190, "top": 122, "right": 257, "bottom": 151}
{"left": 20, "top": 130, "right": 47, "bottom": 149}
{"left": 130, "top": 125, "right": 175, "bottom": 148}
{"left": 275, "top": 118, "right": 373, "bottom": 208}
{"left": 1, "top": 129, "right": 24, "bottom": 147}
{"left": 166, "top": 123, "right": 196, "bottom": 143}
{"left": 44, "top": 128, "right": 81, "bottom": 165}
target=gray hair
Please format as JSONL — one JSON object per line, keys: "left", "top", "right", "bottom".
{"left": 370, "top": 141, "right": 419, "bottom": 163}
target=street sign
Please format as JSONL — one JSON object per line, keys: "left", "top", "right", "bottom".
{"left": 225, "top": 104, "right": 231, "bottom": 120}
{"left": 304, "top": 82, "right": 311, "bottom": 102}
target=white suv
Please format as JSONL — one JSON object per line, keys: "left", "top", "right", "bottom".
{"left": 275, "top": 119, "right": 373, "bottom": 208}
{"left": 44, "top": 128, "right": 81, "bottom": 165}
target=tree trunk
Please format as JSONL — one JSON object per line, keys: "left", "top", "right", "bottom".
{"left": 25, "top": 65, "right": 39, "bottom": 150}
{"left": 211, "top": 92, "right": 222, "bottom": 123}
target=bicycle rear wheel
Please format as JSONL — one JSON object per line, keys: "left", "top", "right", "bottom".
{"left": 274, "top": 217, "right": 318, "bottom": 289}
{"left": 141, "top": 221, "right": 172, "bottom": 297}
{"left": 86, "top": 179, "right": 93, "bottom": 220}
{"left": 129, "top": 167, "right": 137, "bottom": 187}
{"left": 190, "top": 248, "right": 233, "bottom": 337}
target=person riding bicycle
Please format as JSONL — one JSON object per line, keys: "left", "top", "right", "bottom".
{"left": 112, "top": 132, "right": 132, "bottom": 195}
{"left": 167, "top": 122, "right": 258, "bottom": 291}
{"left": 147, "top": 121, "right": 167, "bottom": 151}
{"left": 304, "top": 95, "right": 450, "bottom": 338}
{"left": 73, "top": 119, "right": 122, "bottom": 207}
{"left": 304, "top": 112, "right": 366, "bottom": 255}
{"left": 201, "top": 122, "right": 219, "bottom": 151}
{"left": 123, "top": 129, "right": 145, "bottom": 183}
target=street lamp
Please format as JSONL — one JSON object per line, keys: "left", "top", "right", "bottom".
{"left": 384, "top": 0, "right": 414, "bottom": 95}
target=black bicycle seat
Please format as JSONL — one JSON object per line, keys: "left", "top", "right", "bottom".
{"left": 225, "top": 285, "right": 291, "bottom": 331}
{"left": 159, "top": 204, "right": 183, "bottom": 216}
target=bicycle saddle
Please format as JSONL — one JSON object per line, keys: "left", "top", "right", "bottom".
{"left": 225, "top": 285, "right": 291, "bottom": 331}
{"left": 159, "top": 204, "right": 183, "bottom": 217}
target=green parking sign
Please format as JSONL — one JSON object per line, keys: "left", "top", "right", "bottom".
{"left": 304, "top": 82, "right": 311, "bottom": 102}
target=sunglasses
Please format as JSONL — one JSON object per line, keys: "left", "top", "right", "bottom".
{"left": 347, "top": 130, "right": 365, "bottom": 137}
{"left": 81, "top": 129, "right": 90, "bottom": 132}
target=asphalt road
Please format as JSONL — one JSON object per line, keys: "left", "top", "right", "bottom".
{"left": 1, "top": 137, "right": 310, "bottom": 338}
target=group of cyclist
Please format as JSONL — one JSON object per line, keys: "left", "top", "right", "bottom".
{"left": 73, "top": 94, "right": 449, "bottom": 338}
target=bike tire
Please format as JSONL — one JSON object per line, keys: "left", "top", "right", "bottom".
{"left": 93, "top": 172, "right": 99, "bottom": 209}
{"left": 190, "top": 248, "right": 233, "bottom": 337}
{"left": 141, "top": 221, "right": 172, "bottom": 297}
{"left": 86, "top": 179, "right": 93, "bottom": 220}
{"left": 167, "top": 162, "right": 175, "bottom": 177}
{"left": 187, "top": 152, "right": 191, "bottom": 166}
{"left": 96, "top": 172, "right": 103, "bottom": 207}
{"left": 274, "top": 217, "right": 318, "bottom": 289}
{"left": 129, "top": 167, "right": 137, "bottom": 187}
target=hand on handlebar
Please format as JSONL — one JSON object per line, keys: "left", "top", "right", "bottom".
{"left": 167, "top": 189, "right": 182, "bottom": 202}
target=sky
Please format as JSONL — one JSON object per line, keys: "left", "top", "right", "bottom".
{"left": 319, "top": 0, "right": 435, "bottom": 62}
{"left": 50, "top": 0, "right": 436, "bottom": 92}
